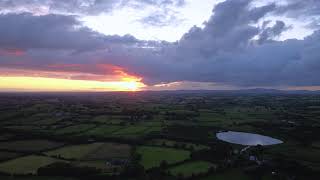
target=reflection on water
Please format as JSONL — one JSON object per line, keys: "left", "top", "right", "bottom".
{"left": 216, "top": 131, "right": 283, "bottom": 146}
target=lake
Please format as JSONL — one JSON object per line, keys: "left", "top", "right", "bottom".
{"left": 216, "top": 131, "right": 283, "bottom": 146}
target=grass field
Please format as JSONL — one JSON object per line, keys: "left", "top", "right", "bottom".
{"left": 33, "top": 118, "right": 62, "bottom": 125}
{"left": 45, "top": 143, "right": 104, "bottom": 160}
{"left": 111, "top": 125, "right": 162, "bottom": 137}
{"left": 92, "top": 115, "right": 110, "bottom": 123}
{"left": 4, "top": 125, "right": 45, "bottom": 131}
{"left": 83, "top": 143, "right": 130, "bottom": 160}
{"left": 142, "top": 126, "right": 163, "bottom": 134}
{"left": 0, "top": 155, "right": 64, "bottom": 175}
{"left": 72, "top": 160, "right": 112, "bottom": 172}
{"left": 93, "top": 115, "right": 129, "bottom": 124}
{"left": 0, "top": 140, "right": 63, "bottom": 152}
{"left": 55, "top": 124, "right": 96, "bottom": 135}
{"left": 112, "top": 126, "right": 148, "bottom": 136}
{"left": 201, "top": 169, "right": 251, "bottom": 180}
{"left": 267, "top": 142, "right": 320, "bottom": 164}
{"left": 168, "top": 161, "right": 215, "bottom": 177}
{"left": 312, "top": 142, "right": 320, "bottom": 149}
{"left": 0, "top": 176, "right": 77, "bottom": 180}
{"left": 137, "top": 146, "right": 190, "bottom": 169}
{"left": 0, "top": 133, "right": 14, "bottom": 141}
{"left": 147, "top": 139, "right": 209, "bottom": 150}
{"left": 0, "top": 151, "right": 21, "bottom": 161}
{"left": 81, "top": 125, "right": 123, "bottom": 137}
{"left": 45, "top": 142, "right": 131, "bottom": 160}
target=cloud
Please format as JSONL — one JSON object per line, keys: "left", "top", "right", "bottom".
{"left": 276, "top": 0, "right": 320, "bottom": 16}
{"left": 0, "top": 0, "right": 187, "bottom": 27}
{"left": 258, "top": 20, "right": 290, "bottom": 44}
{"left": 275, "top": 0, "right": 320, "bottom": 29}
{"left": 1, "top": 0, "right": 320, "bottom": 89}
{"left": 132, "top": 0, "right": 186, "bottom": 27}
{"left": 0, "top": 13, "right": 148, "bottom": 51}
{"left": 0, "top": 0, "right": 186, "bottom": 15}
{"left": 139, "top": 9, "right": 184, "bottom": 27}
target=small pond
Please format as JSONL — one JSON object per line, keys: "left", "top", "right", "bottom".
{"left": 216, "top": 131, "right": 283, "bottom": 146}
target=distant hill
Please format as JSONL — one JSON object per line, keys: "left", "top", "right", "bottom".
{"left": 0, "top": 88, "right": 320, "bottom": 95}
{"left": 147, "top": 88, "right": 320, "bottom": 95}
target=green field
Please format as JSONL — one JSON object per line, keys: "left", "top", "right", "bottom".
{"left": 83, "top": 143, "right": 131, "bottom": 160}
{"left": 45, "top": 143, "right": 104, "bottom": 160}
{"left": 0, "top": 151, "right": 21, "bottom": 161}
{"left": 267, "top": 142, "right": 320, "bottom": 164}
{"left": 137, "top": 146, "right": 190, "bottom": 169}
{"left": 111, "top": 126, "right": 151, "bottom": 138}
{"left": 0, "top": 176, "right": 77, "bottom": 180}
{"left": 147, "top": 139, "right": 209, "bottom": 150}
{"left": 0, "top": 140, "right": 63, "bottom": 152}
{"left": 72, "top": 160, "right": 112, "bottom": 172}
{"left": 201, "top": 169, "right": 251, "bottom": 180}
{"left": 112, "top": 126, "right": 148, "bottom": 135}
{"left": 110, "top": 125, "right": 162, "bottom": 138}
{"left": 55, "top": 124, "right": 96, "bottom": 135}
{"left": 0, "top": 133, "right": 14, "bottom": 141}
{"left": 81, "top": 125, "right": 123, "bottom": 137}
{"left": 93, "top": 115, "right": 129, "bottom": 124}
{"left": 92, "top": 115, "right": 110, "bottom": 123}
{"left": 0, "top": 92, "right": 319, "bottom": 179}
{"left": 45, "top": 142, "right": 131, "bottom": 160}
{"left": 169, "top": 161, "right": 215, "bottom": 177}
{"left": 312, "top": 142, "right": 320, "bottom": 149}
{"left": 0, "top": 155, "right": 64, "bottom": 175}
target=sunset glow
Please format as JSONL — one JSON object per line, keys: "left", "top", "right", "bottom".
{"left": 0, "top": 76, "right": 145, "bottom": 92}
{"left": 0, "top": 64, "right": 146, "bottom": 92}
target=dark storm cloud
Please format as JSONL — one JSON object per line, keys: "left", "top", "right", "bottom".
{"left": 177, "top": 0, "right": 276, "bottom": 57}
{"left": 131, "top": 0, "right": 320, "bottom": 86}
{"left": 1, "top": 0, "right": 320, "bottom": 88}
{"left": 0, "top": 13, "right": 144, "bottom": 51}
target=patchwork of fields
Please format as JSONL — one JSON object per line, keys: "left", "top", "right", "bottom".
{"left": 137, "top": 146, "right": 191, "bottom": 169}
{"left": 0, "top": 93, "right": 320, "bottom": 179}
{"left": 0, "top": 155, "right": 64, "bottom": 174}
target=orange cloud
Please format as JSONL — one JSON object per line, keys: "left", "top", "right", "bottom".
{"left": 42, "top": 63, "right": 143, "bottom": 82}
{"left": 96, "top": 64, "right": 142, "bottom": 80}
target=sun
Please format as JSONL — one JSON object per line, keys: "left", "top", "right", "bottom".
{"left": 112, "top": 79, "right": 145, "bottom": 92}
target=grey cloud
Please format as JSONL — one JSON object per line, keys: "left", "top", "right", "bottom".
{"left": 0, "top": 0, "right": 186, "bottom": 27}
{"left": 0, "top": 0, "right": 185, "bottom": 15}
{"left": 275, "top": 0, "right": 320, "bottom": 29}
{"left": 139, "top": 9, "right": 183, "bottom": 27}
{"left": 0, "top": 13, "right": 145, "bottom": 51}
{"left": 276, "top": 0, "right": 320, "bottom": 16}
{"left": 0, "top": 0, "right": 119, "bottom": 15}
{"left": 258, "top": 20, "right": 289, "bottom": 44}
{"left": 134, "top": 0, "right": 186, "bottom": 27}
{"left": 1, "top": 0, "right": 320, "bottom": 88}
{"left": 125, "top": 0, "right": 185, "bottom": 8}
{"left": 177, "top": 0, "right": 275, "bottom": 56}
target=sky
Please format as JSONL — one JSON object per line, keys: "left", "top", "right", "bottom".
{"left": 0, "top": 0, "right": 320, "bottom": 92}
